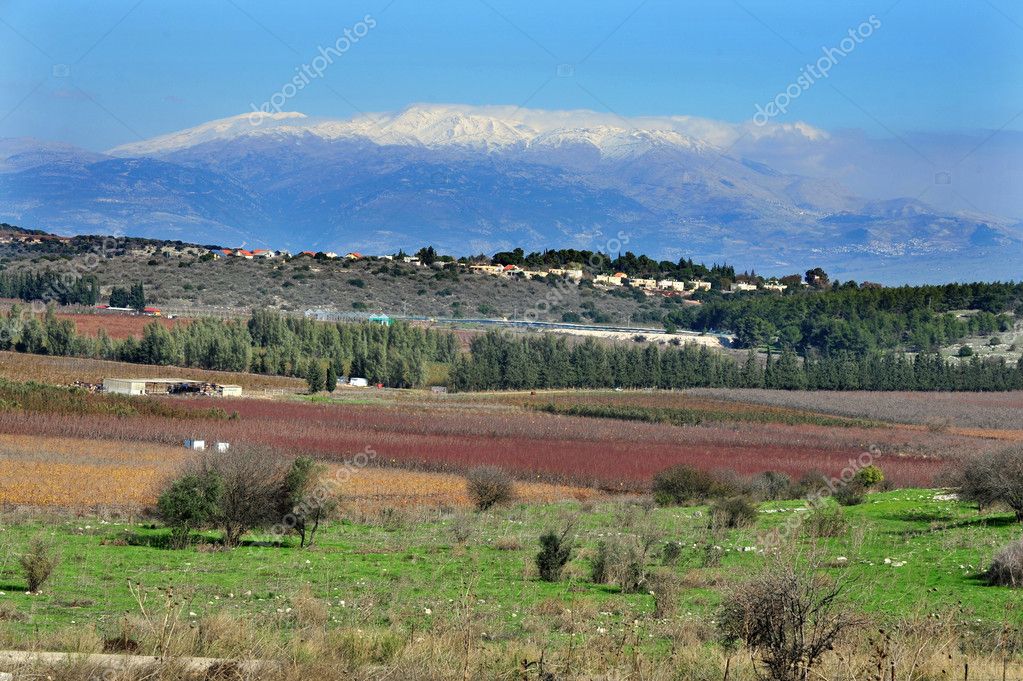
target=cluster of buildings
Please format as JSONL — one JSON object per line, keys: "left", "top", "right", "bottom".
{"left": 212, "top": 246, "right": 788, "bottom": 296}
{"left": 468, "top": 264, "right": 583, "bottom": 281}
{"left": 592, "top": 272, "right": 712, "bottom": 293}
{"left": 217, "top": 248, "right": 426, "bottom": 265}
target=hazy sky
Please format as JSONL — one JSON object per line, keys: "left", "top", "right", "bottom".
{"left": 2, "top": 0, "right": 1021, "bottom": 151}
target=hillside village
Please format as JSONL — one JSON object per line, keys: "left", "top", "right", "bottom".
{"left": 214, "top": 245, "right": 793, "bottom": 296}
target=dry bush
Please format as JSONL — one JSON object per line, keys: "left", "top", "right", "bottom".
{"left": 661, "top": 540, "right": 684, "bottom": 566}
{"left": 449, "top": 512, "right": 477, "bottom": 544}
{"left": 749, "top": 470, "right": 794, "bottom": 501}
{"left": 493, "top": 536, "right": 521, "bottom": 551}
{"left": 986, "top": 537, "right": 1023, "bottom": 586}
{"left": 465, "top": 465, "right": 515, "bottom": 511}
{"left": 648, "top": 568, "right": 683, "bottom": 619}
{"left": 20, "top": 534, "right": 59, "bottom": 592}
{"left": 0, "top": 601, "right": 26, "bottom": 622}
{"left": 291, "top": 584, "right": 329, "bottom": 628}
{"left": 718, "top": 550, "right": 859, "bottom": 681}
{"left": 953, "top": 445, "right": 1023, "bottom": 520}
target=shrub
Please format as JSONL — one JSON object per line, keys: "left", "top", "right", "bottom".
{"left": 853, "top": 465, "right": 884, "bottom": 489}
{"left": 590, "top": 536, "right": 649, "bottom": 592}
{"left": 536, "top": 529, "right": 573, "bottom": 582}
{"left": 958, "top": 345, "right": 974, "bottom": 357}
{"left": 718, "top": 557, "right": 858, "bottom": 681}
{"left": 750, "top": 471, "right": 793, "bottom": 501}
{"left": 986, "top": 538, "right": 1023, "bottom": 587}
{"left": 804, "top": 505, "right": 848, "bottom": 538}
{"left": 465, "top": 466, "right": 515, "bottom": 511}
{"left": 793, "top": 470, "right": 829, "bottom": 498}
{"left": 953, "top": 445, "right": 1023, "bottom": 521}
{"left": 494, "top": 536, "right": 522, "bottom": 551}
{"left": 450, "top": 513, "right": 476, "bottom": 544}
{"left": 157, "top": 471, "right": 224, "bottom": 548}
{"left": 709, "top": 496, "right": 758, "bottom": 529}
{"left": 652, "top": 465, "right": 722, "bottom": 506}
{"left": 833, "top": 482, "right": 865, "bottom": 507}
{"left": 662, "top": 540, "right": 684, "bottom": 566}
{"left": 20, "top": 536, "right": 59, "bottom": 593}
{"left": 648, "top": 568, "right": 683, "bottom": 619}
{"left": 590, "top": 539, "right": 620, "bottom": 584}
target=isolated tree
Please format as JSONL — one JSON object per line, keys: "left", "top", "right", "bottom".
{"left": 325, "top": 363, "right": 338, "bottom": 393}
{"left": 804, "top": 267, "right": 829, "bottom": 288}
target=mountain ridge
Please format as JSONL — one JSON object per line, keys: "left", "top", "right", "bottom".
{"left": 2, "top": 104, "right": 1020, "bottom": 283}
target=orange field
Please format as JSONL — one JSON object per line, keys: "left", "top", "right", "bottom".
{"left": 0, "top": 434, "right": 600, "bottom": 511}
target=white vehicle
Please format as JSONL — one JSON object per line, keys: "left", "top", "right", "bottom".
{"left": 349, "top": 377, "right": 369, "bottom": 387}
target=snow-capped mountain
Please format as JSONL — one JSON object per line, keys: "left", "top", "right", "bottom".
{"left": 3, "top": 104, "right": 1021, "bottom": 282}
{"left": 108, "top": 105, "right": 719, "bottom": 157}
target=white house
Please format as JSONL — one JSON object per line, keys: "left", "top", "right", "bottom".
{"left": 594, "top": 273, "right": 625, "bottom": 286}
{"left": 550, "top": 268, "right": 583, "bottom": 281}
{"left": 657, "top": 279, "right": 686, "bottom": 292}
{"left": 628, "top": 277, "right": 658, "bottom": 290}
{"left": 689, "top": 280, "right": 712, "bottom": 291}
{"left": 729, "top": 281, "right": 758, "bottom": 292}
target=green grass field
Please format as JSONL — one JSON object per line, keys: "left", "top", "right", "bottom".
{"left": 0, "top": 488, "right": 1017, "bottom": 651}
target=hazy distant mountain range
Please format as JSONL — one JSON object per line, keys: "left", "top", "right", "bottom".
{"left": 1, "top": 104, "right": 1020, "bottom": 283}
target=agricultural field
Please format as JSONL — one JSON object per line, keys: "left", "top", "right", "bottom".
{"left": 56, "top": 312, "right": 186, "bottom": 339}
{"left": 0, "top": 388, "right": 987, "bottom": 491}
{"left": 689, "top": 387, "right": 1023, "bottom": 431}
{"left": 1, "top": 374, "right": 1022, "bottom": 678}
{"left": 0, "top": 351, "right": 305, "bottom": 393}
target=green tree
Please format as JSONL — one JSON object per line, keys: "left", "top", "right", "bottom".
{"left": 306, "top": 360, "right": 325, "bottom": 393}
{"left": 325, "top": 363, "right": 338, "bottom": 392}
{"left": 157, "top": 472, "right": 224, "bottom": 548}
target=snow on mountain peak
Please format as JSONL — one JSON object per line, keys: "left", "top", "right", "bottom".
{"left": 105, "top": 104, "right": 750, "bottom": 159}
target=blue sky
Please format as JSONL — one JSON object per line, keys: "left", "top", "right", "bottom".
{"left": 1, "top": 0, "right": 1022, "bottom": 151}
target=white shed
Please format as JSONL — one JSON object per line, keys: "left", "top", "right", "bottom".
{"left": 103, "top": 378, "right": 147, "bottom": 396}
{"left": 349, "top": 377, "right": 369, "bottom": 387}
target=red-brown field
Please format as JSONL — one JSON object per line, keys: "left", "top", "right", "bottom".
{"left": 56, "top": 312, "right": 187, "bottom": 339}
{"left": 0, "top": 390, "right": 995, "bottom": 491}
